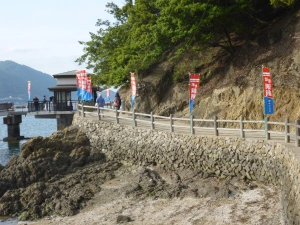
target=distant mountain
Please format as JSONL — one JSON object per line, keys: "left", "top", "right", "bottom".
{"left": 0, "top": 60, "right": 56, "bottom": 105}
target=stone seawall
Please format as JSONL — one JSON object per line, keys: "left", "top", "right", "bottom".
{"left": 73, "top": 114, "right": 300, "bottom": 224}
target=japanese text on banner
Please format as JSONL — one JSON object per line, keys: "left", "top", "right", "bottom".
{"left": 262, "top": 67, "right": 274, "bottom": 115}
{"left": 189, "top": 74, "right": 200, "bottom": 100}
{"left": 263, "top": 67, "right": 273, "bottom": 98}
{"left": 189, "top": 73, "right": 200, "bottom": 114}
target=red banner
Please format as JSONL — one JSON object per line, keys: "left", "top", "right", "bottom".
{"left": 28, "top": 81, "right": 30, "bottom": 94}
{"left": 263, "top": 67, "right": 273, "bottom": 98}
{"left": 189, "top": 74, "right": 200, "bottom": 100}
{"left": 131, "top": 73, "right": 136, "bottom": 97}
{"left": 86, "top": 77, "right": 92, "bottom": 93}
{"left": 76, "top": 71, "right": 82, "bottom": 89}
{"left": 82, "top": 70, "right": 87, "bottom": 90}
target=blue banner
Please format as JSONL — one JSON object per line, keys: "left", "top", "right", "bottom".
{"left": 189, "top": 99, "right": 194, "bottom": 114}
{"left": 264, "top": 97, "right": 274, "bottom": 114}
{"left": 80, "top": 90, "right": 93, "bottom": 101}
{"left": 131, "top": 96, "right": 135, "bottom": 108}
{"left": 77, "top": 88, "right": 82, "bottom": 99}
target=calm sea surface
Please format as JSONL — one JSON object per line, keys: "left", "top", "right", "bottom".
{"left": 0, "top": 114, "right": 57, "bottom": 166}
{"left": 0, "top": 113, "right": 57, "bottom": 224}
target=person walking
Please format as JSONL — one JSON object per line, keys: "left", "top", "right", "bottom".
{"left": 96, "top": 94, "right": 105, "bottom": 114}
{"left": 114, "top": 92, "right": 121, "bottom": 112}
{"left": 33, "top": 96, "right": 39, "bottom": 113}
{"left": 49, "top": 96, "right": 54, "bottom": 112}
{"left": 43, "top": 95, "right": 47, "bottom": 111}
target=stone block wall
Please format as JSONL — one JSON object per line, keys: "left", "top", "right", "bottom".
{"left": 73, "top": 114, "right": 300, "bottom": 224}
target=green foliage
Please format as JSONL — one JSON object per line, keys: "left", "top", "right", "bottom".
{"left": 270, "top": 0, "right": 295, "bottom": 7}
{"left": 76, "top": 0, "right": 296, "bottom": 87}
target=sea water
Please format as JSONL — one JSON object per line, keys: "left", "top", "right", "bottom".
{"left": 0, "top": 114, "right": 57, "bottom": 224}
{"left": 0, "top": 114, "right": 57, "bottom": 166}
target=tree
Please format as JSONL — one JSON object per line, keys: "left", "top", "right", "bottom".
{"left": 76, "top": 0, "right": 297, "bottom": 87}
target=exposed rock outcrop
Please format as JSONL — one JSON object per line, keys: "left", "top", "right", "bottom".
{"left": 0, "top": 125, "right": 282, "bottom": 224}
{"left": 0, "top": 125, "right": 112, "bottom": 220}
{"left": 119, "top": 8, "right": 300, "bottom": 125}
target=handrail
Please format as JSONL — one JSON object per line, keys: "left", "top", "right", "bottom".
{"left": 0, "top": 102, "right": 14, "bottom": 111}
{"left": 78, "top": 103, "right": 300, "bottom": 147}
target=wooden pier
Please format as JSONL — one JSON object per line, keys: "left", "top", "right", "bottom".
{"left": 1, "top": 102, "right": 75, "bottom": 141}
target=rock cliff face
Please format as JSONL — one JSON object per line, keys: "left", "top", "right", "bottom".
{"left": 0, "top": 125, "right": 113, "bottom": 220}
{"left": 119, "top": 8, "right": 300, "bottom": 124}
{"left": 0, "top": 125, "right": 284, "bottom": 224}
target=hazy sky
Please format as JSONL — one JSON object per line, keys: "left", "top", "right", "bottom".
{"left": 0, "top": 0, "right": 125, "bottom": 75}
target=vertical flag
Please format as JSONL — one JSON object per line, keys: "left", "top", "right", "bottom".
{"left": 106, "top": 88, "right": 110, "bottom": 102}
{"left": 28, "top": 81, "right": 31, "bottom": 101}
{"left": 189, "top": 73, "right": 200, "bottom": 114}
{"left": 86, "top": 76, "right": 93, "bottom": 101}
{"left": 263, "top": 67, "right": 274, "bottom": 114}
{"left": 131, "top": 73, "right": 137, "bottom": 108}
{"left": 76, "top": 71, "right": 82, "bottom": 99}
{"left": 76, "top": 70, "right": 92, "bottom": 101}
{"left": 81, "top": 70, "right": 87, "bottom": 100}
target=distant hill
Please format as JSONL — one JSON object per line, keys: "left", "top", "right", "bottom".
{"left": 0, "top": 60, "right": 56, "bottom": 105}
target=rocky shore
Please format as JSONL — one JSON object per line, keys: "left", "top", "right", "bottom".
{"left": 0, "top": 125, "right": 284, "bottom": 224}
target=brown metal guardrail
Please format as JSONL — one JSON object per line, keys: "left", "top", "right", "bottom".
{"left": 77, "top": 103, "right": 300, "bottom": 148}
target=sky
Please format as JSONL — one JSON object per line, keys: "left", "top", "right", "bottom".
{"left": 0, "top": 0, "right": 125, "bottom": 75}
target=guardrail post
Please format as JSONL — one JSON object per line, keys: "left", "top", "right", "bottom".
{"left": 295, "top": 120, "right": 300, "bottom": 147}
{"left": 240, "top": 116, "right": 245, "bottom": 138}
{"left": 170, "top": 114, "right": 174, "bottom": 132}
{"left": 151, "top": 112, "right": 154, "bottom": 130}
{"left": 97, "top": 104, "right": 100, "bottom": 120}
{"left": 82, "top": 102, "right": 85, "bottom": 117}
{"left": 132, "top": 109, "right": 136, "bottom": 127}
{"left": 265, "top": 117, "right": 270, "bottom": 140}
{"left": 285, "top": 118, "right": 290, "bottom": 143}
{"left": 115, "top": 108, "right": 119, "bottom": 124}
{"left": 214, "top": 116, "right": 219, "bottom": 136}
{"left": 190, "top": 115, "right": 194, "bottom": 134}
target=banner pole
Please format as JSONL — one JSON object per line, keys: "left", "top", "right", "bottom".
{"left": 262, "top": 65, "right": 267, "bottom": 139}
{"left": 189, "top": 73, "right": 191, "bottom": 116}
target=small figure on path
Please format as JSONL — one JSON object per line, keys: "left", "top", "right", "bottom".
{"left": 43, "top": 95, "right": 47, "bottom": 111}
{"left": 33, "top": 96, "right": 39, "bottom": 113}
{"left": 114, "top": 92, "right": 121, "bottom": 110}
{"left": 49, "top": 96, "right": 54, "bottom": 112}
{"left": 96, "top": 94, "right": 105, "bottom": 114}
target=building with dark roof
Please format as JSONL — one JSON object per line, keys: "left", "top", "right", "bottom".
{"left": 48, "top": 70, "right": 101, "bottom": 111}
